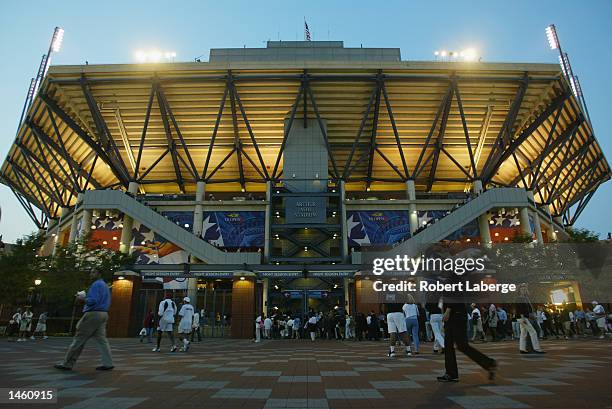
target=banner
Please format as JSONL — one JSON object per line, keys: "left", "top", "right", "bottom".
{"left": 418, "top": 210, "right": 479, "bottom": 241}
{"left": 347, "top": 211, "right": 411, "bottom": 247}
{"left": 202, "top": 211, "right": 264, "bottom": 248}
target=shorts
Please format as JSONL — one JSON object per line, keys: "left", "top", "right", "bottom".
{"left": 387, "top": 312, "right": 407, "bottom": 334}
{"left": 158, "top": 319, "right": 174, "bottom": 332}
{"left": 35, "top": 323, "right": 46, "bottom": 333}
{"left": 19, "top": 321, "right": 32, "bottom": 332}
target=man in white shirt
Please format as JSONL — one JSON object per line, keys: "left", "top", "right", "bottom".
{"left": 153, "top": 293, "right": 177, "bottom": 352}
{"left": 178, "top": 297, "right": 194, "bottom": 351}
{"left": 191, "top": 310, "right": 201, "bottom": 342}
{"left": 592, "top": 301, "right": 607, "bottom": 339}
{"left": 264, "top": 316, "right": 272, "bottom": 339}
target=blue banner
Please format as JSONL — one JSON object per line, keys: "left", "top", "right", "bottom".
{"left": 347, "top": 211, "right": 411, "bottom": 247}
{"left": 202, "top": 211, "right": 264, "bottom": 248}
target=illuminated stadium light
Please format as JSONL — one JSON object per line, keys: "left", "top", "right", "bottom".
{"left": 545, "top": 25, "right": 559, "bottom": 50}
{"left": 135, "top": 49, "right": 177, "bottom": 63}
{"left": 460, "top": 48, "right": 477, "bottom": 61}
{"left": 51, "top": 27, "right": 65, "bottom": 52}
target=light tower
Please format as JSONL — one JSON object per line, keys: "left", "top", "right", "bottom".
{"left": 17, "top": 27, "right": 64, "bottom": 129}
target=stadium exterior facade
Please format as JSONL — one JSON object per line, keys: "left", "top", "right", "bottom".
{"left": 2, "top": 41, "right": 610, "bottom": 338}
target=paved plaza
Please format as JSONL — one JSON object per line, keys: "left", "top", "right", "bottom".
{"left": 0, "top": 337, "right": 610, "bottom": 409}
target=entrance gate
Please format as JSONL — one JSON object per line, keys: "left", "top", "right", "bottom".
{"left": 136, "top": 287, "right": 232, "bottom": 338}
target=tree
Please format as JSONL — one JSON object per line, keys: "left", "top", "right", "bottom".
{"left": 566, "top": 227, "right": 600, "bottom": 242}
{"left": 0, "top": 232, "right": 135, "bottom": 310}
{"left": 0, "top": 233, "right": 45, "bottom": 305}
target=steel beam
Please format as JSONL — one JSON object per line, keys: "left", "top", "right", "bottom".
{"left": 40, "top": 93, "right": 129, "bottom": 187}
{"left": 426, "top": 84, "right": 454, "bottom": 191}
{"left": 156, "top": 85, "right": 185, "bottom": 192}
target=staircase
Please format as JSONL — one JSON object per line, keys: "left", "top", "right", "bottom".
{"left": 353, "top": 188, "right": 530, "bottom": 261}
{"left": 81, "top": 190, "right": 261, "bottom": 264}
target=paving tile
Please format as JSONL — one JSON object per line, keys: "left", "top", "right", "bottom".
{"left": 264, "top": 398, "right": 329, "bottom": 408}
{"left": 370, "top": 380, "right": 423, "bottom": 389}
{"left": 278, "top": 376, "right": 322, "bottom": 382}
{"left": 481, "top": 385, "right": 553, "bottom": 396}
{"left": 508, "top": 378, "right": 569, "bottom": 386}
{"left": 61, "top": 397, "right": 148, "bottom": 409}
{"left": 148, "top": 374, "right": 195, "bottom": 382}
{"left": 174, "top": 380, "right": 229, "bottom": 389}
{"left": 320, "top": 371, "right": 359, "bottom": 377}
{"left": 448, "top": 395, "right": 531, "bottom": 409}
{"left": 59, "top": 387, "right": 117, "bottom": 397}
{"left": 212, "top": 388, "right": 272, "bottom": 399}
{"left": 242, "top": 370, "right": 283, "bottom": 376}
{"left": 325, "top": 388, "right": 383, "bottom": 399}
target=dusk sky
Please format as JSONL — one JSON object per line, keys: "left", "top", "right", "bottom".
{"left": 1, "top": 0, "right": 610, "bottom": 242}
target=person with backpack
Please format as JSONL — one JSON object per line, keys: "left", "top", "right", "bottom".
{"left": 470, "top": 304, "right": 485, "bottom": 342}
{"left": 153, "top": 293, "right": 177, "bottom": 352}
{"left": 140, "top": 310, "right": 154, "bottom": 343}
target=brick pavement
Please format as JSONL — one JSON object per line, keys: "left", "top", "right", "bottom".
{"left": 0, "top": 337, "right": 610, "bottom": 409}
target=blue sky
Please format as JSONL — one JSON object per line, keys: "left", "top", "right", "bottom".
{"left": 0, "top": 0, "right": 611, "bottom": 242}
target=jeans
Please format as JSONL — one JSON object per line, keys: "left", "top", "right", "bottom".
{"left": 429, "top": 314, "right": 445, "bottom": 349}
{"left": 405, "top": 317, "right": 420, "bottom": 351}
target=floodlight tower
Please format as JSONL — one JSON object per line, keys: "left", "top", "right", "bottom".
{"left": 545, "top": 24, "right": 591, "bottom": 126}
{"left": 17, "top": 27, "right": 64, "bottom": 128}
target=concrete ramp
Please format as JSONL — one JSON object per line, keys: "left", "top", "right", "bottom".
{"left": 82, "top": 190, "right": 261, "bottom": 264}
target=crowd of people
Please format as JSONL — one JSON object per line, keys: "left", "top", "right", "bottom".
{"left": 6, "top": 306, "right": 48, "bottom": 341}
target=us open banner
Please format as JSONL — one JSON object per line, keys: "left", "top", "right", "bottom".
{"left": 202, "top": 211, "right": 264, "bottom": 248}
{"left": 347, "top": 210, "right": 411, "bottom": 247}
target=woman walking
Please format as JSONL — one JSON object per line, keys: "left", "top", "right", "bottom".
{"left": 402, "top": 295, "right": 420, "bottom": 355}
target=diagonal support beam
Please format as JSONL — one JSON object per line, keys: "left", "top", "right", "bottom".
{"left": 156, "top": 85, "right": 185, "bottom": 192}
{"left": 480, "top": 77, "right": 529, "bottom": 182}
{"left": 40, "top": 93, "right": 129, "bottom": 187}
{"left": 80, "top": 79, "right": 131, "bottom": 185}
{"left": 427, "top": 85, "right": 454, "bottom": 191}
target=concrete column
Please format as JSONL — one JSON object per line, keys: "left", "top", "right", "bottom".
{"left": 81, "top": 208, "right": 93, "bottom": 238}
{"left": 119, "top": 182, "right": 139, "bottom": 254}
{"left": 264, "top": 181, "right": 272, "bottom": 262}
{"left": 187, "top": 278, "right": 198, "bottom": 309}
{"left": 526, "top": 191, "right": 544, "bottom": 244}
{"left": 262, "top": 278, "right": 269, "bottom": 316}
{"left": 340, "top": 180, "right": 349, "bottom": 260}
{"left": 473, "top": 179, "right": 483, "bottom": 195}
{"left": 68, "top": 193, "right": 84, "bottom": 242}
{"left": 406, "top": 180, "right": 418, "bottom": 234}
{"left": 193, "top": 181, "right": 206, "bottom": 237}
{"left": 519, "top": 207, "right": 532, "bottom": 236}
{"left": 472, "top": 181, "right": 490, "bottom": 246}
{"left": 52, "top": 207, "right": 70, "bottom": 255}
{"left": 541, "top": 205, "right": 556, "bottom": 242}
{"left": 478, "top": 213, "right": 492, "bottom": 246}
{"left": 343, "top": 277, "right": 350, "bottom": 314}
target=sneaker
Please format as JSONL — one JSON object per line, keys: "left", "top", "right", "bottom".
{"left": 519, "top": 350, "right": 530, "bottom": 354}
{"left": 184, "top": 340, "right": 190, "bottom": 351}
{"left": 387, "top": 350, "right": 396, "bottom": 358}
{"left": 170, "top": 345, "right": 178, "bottom": 352}
{"left": 152, "top": 347, "right": 160, "bottom": 352}
{"left": 54, "top": 364, "right": 72, "bottom": 371}
{"left": 437, "top": 374, "right": 458, "bottom": 382}
{"left": 95, "top": 366, "right": 114, "bottom": 371}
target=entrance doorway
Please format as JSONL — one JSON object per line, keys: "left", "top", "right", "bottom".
{"left": 266, "top": 278, "right": 345, "bottom": 318}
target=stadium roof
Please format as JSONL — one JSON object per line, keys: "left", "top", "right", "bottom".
{"left": 1, "top": 41, "right": 610, "bottom": 228}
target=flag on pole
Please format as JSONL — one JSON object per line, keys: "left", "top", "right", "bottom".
{"left": 304, "top": 20, "right": 311, "bottom": 41}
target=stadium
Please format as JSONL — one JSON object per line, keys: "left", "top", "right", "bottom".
{"left": 1, "top": 40, "right": 610, "bottom": 338}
